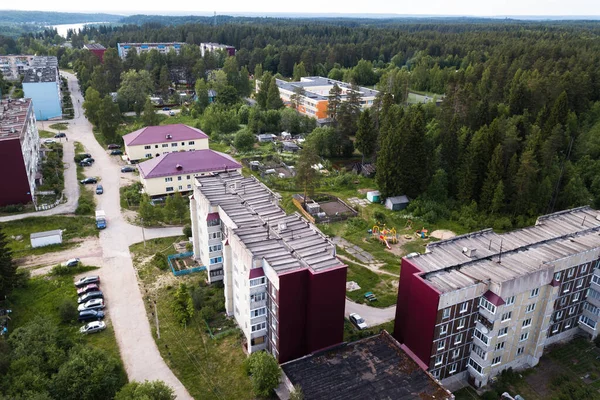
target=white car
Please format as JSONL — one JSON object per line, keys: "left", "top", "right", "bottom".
{"left": 349, "top": 313, "right": 368, "bottom": 330}
{"left": 61, "top": 258, "right": 80, "bottom": 267}
{"left": 78, "top": 298, "right": 105, "bottom": 312}
{"left": 80, "top": 321, "right": 106, "bottom": 334}
{"left": 43, "top": 139, "right": 56, "bottom": 144}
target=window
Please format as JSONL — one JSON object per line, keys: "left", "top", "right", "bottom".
{"left": 178, "top": 186, "right": 183, "bottom": 191}
{"left": 517, "top": 347, "right": 524, "bottom": 355}
{"left": 171, "top": 143, "right": 178, "bottom": 147}
{"left": 431, "top": 369, "right": 440, "bottom": 379}
{"left": 530, "top": 288, "right": 539, "bottom": 297}
{"left": 165, "top": 177, "right": 173, "bottom": 182}
{"left": 209, "top": 232, "right": 221, "bottom": 239}
{"left": 522, "top": 318, "right": 532, "bottom": 328}
{"left": 442, "top": 308, "right": 450, "bottom": 319}
{"left": 209, "top": 244, "right": 222, "bottom": 252}
{"left": 449, "top": 363, "right": 458, "bottom": 374}
{"left": 479, "top": 297, "right": 497, "bottom": 314}
{"left": 472, "top": 344, "right": 486, "bottom": 359}
{"left": 584, "top": 302, "right": 600, "bottom": 316}
{"left": 565, "top": 319, "right": 572, "bottom": 329}
{"left": 454, "top": 333, "right": 463, "bottom": 345}
{"left": 520, "top": 332, "right": 529, "bottom": 342}
{"left": 560, "top": 296, "right": 568, "bottom": 306}
{"left": 144, "top": 145, "right": 151, "bottom": 149}
{"left": 188, "top": 141, "right": 195, "bottom": 145}
{"left": 556, "top": 310, "right": 564, "bottom": 319}
{"left": 166, "top": 187, "right": 174, "bottom": 192}
{"left": 434, "top": 355, "right": 443, "bottom": 366}
{"left": 162, "top": 143, "right": 169, "bottom": 148}
{"left": 555, "top": 272, "right": 562, "bottom": 281}
{"left": 251, "top": 322, "right": 266, "bottom": 332}
{"left": 576, "top": 278, "right": 584, "bottom": 289}
{"left": 492, "top": 356, "right": 502, "bottom": 366}
{"left": 440, "top": 324, "right": 448, "bottom": 335}
{"left": 526, "top": 303, "right": 536, "bottom": 313}
{"left": 502, "top": 312, "right": 512, "bottom": 322}
{"left": 506, "top": 296, "right": 515, "bottom": 306}
{"left": 474, "top": 328, "right": 490, "bottom": 345}
{"left": 187, "top": 175, "right": 191, "bottom": 180}
{"left": 498, "top": 327, "right": 508, "bottom": 337}
{"left": 579, "top": 315, "right": 597, "bottom": 329}
{"left": 468, "top": 358, "right": 483, "bottom": 374}
{"left": 178, "top": 176, "right": 182, "bottom": 181}
{"left": 187, "top": 184, "right": 191, "bottom": 189}
{"left": 250, "top": 307, "right": 266, "bottom": 318}
{"left": 592, "top": 275, "right": 600, "bottom": 285}
{"left": 250, "top": 277, "right": 266, "bottom": 287}
{"left": 181, "top": 142, "right": 185, "bottom": 146}
{"left": 552, "top": 323, "right": 560, "bottom": 333}
{"left": 145, "top": 153, "right": 152, "bottom": 158}
{"left": 437, "top": 341, "right": 445, "bottom": 351}
{"left": 568, "top": 268, "right": 575, "bottom": 278}
{"left": 251, "top": 292, "right": 267, "bottom": 302}
{"left": 573, "top": 292, "right": 581, "bottom": 302}
{"left": 457, "top": 317, "right": 466, "bottom": 329}
{"left": 452, "top": 348, "right": 460, "bottom": 359}
{"left": 155, "top": 145, "right": 159, "bottom": 148}
{"left": 209, "top": 257, "right": 222, "bottom": 265}
{"left": 495, "top": 341, "right": 505, "bottom": 351}
{"left": 582, "top": 263, "right": 589, "bottom": 274}
{"left": 460, "top": 302, "right": 469, "bottom": 313}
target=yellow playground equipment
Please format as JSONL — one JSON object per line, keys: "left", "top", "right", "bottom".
{"left": 372, "top": 224, "right": 398, "bottom": 249}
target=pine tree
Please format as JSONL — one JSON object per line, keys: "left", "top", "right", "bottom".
{"left": 490, "top": 181, "right": 505, "bottom": 215}
{"left": 256, "top": 72, "right": 272, "bottom": 109}
{"left": 513, "top": 149, "right": 540, "bottom": 216}
{"left": 397, "top": 106, "right": 432, "bottom": 198}
{"left": 295, "top": 144, "right": 321, "bottom": 206}
{"left": 0, "top": 226, "right": 17, "bottom": 298}
{"left": 480, "top": 145, "right": 504, "bottom": 211}
{"left": 354, "top": 109, "right": 376, "bottom": 162}
{"left": 292, "top": 62, "right": 307, "bottom": 81}
{"left": 194, "top": 79, "right": 210, "bottom": 113}
{"left": 376, "top": 105, "right": 404, "bottom": 197}
{"left": 327, "top": 83, "right": 342, "bottom": 125}
{"left": 266, "top": 77, "right": 284, "bottom": 110}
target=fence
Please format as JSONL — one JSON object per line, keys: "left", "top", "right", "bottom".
{"left": 35, "top": 191, "right": 64, "bottom": 211}
{"left": 167, "top": 251, "right": 206, "bottom": 276}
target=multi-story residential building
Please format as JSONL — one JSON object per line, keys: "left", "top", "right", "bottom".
{"left": 0, "top": 55, "right": 35, "bottom": 81}
{"left": 83, "top": 43, "right": 106, "bottom": 62}
{"left": 123, "top": 124, "right": 209, "bottom": 162}
{"left": 22, "top": 57, "right": 61, "bottom": 121}
{"left": 395, "top": 206, "right": 600, "bottom": 389}
{"left": 137, "top": 150, "right": 241, "bottom": 196}
{"left": 200, "top": 42, "right": 236, "bottom": 57}
{"left": 190, "top": 172, "right": 347, "bottom": 362}
{"left": 117, "top": 42, "right": 184, "bottom": 59}
{"left": 269, "top": 76, "right": 379, "bottom": 120}
{"left": 0, "top": 98, "right": 41, "bottom": 206}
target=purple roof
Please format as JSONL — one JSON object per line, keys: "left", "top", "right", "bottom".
{"left": 138, "top": 150, "right": 241, "bottom": 179}
{"left": 249, "top": 268, "right": 265, "bottom": 279}
{"left": 483, "top": 290, "right": 506, "bottom": 306}
{"left": 123, "top": 124, "right": 208, "bottom": 146}
{"left": 207, "top": 212, "right": 219, "bottom": 221}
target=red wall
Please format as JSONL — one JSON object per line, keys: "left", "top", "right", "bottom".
{"left": 277, "top": 264, "right": 347, "bottom": 363}
{"left": 0, "top": 139, "right": 32, "bottom": 206}
{"left": 394, "top": 258, "right": 440, "bottom": 367}
{"left": 90, "top": 49, "right": 105, "bottom": 62}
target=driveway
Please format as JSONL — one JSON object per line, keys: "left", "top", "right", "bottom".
{"left": 345, "top": 299, "right": 396, "bottom": 326}
{"left": 57, "top": 72, "right": 191, "bottom": 399}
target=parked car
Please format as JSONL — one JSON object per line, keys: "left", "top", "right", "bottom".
{"left": 77, "top": 283, "right": 100, "bottom": 295}
{"left": 79, "top": 321, "right": 106, "bottom": 334}
{"left": 74, "top": 275, "right": 100, "bottom": 288}
{"left": 349, "top": 313, "right": 368, "bottom": 330}
{"left": 77, "top": 291, "right": 104, "bottom": 304}
{"left": 78, "top": 309, "right": 105, "bottom": 322}
{"left": 121, "top": 166, "right": 136, "bottom": 173}
{"left": 82, "top": 157, "right": 95, "bottom": 164}
{"left": 95, "top": 184, "right": 104, "bottom": 195}
{"left": 80, "top": 177, "right": 97, "bottom": 184}
{"left": 162, "top": 107, "right": 171, "bottom": 111}
{"left": 77, "top": 153, "right": 92, "bottom": 159}
{"left": 107, "top": 144, "right": 121, "bottom": 149}
{"left": 78, "top": 298, "right": 105, "bottom": 312}
{"left": 169, "top": 111, "right": 176, "bottom": 116}
{"left": 79, "top": 161, "right": 92, "bottom": 167}
{"left": 54, "top": 132, "right": 66, "bottom": 138}
{"left": 110, "top": 150, "right": 123, "bottom": 155}
{"left": 43, "top": 139, "right": 56, "bottom": 144}
{"left": 61, "top": 258, "right": 80, "bottom": 267}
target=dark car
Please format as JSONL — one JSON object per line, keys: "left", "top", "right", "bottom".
{"left": 79, "top": 161, "right": 92, "bottom": 167}
{"left": 82, "top": 157, "right": 95, "bottom": 164}
{"left": 107, "top": 144, "right": 121, "bottom": 149}
{"left": 80, "top": 177, "right": 98, "bottom": 184}
{"left": 95, "top": 184, "right": 103, "bottom": 195}
{"left": 54, "top": 132, "right": 66, "bottom": 138}
{"left": 78, "top": 153, "right": 92, "bottom": 159}
{"left": 78, "top": 291, "right": 104, "bottom": 304}
{"left": 74, "top": 275, "right": 100, "bottom": 288}
{"left": 78, "top": 309, "right": 105, "bottom": 322}
{"left": 162, "top": 107, "right": 171, "bottom": 111}
{"left": 121, "top": 166, "right": 136, "bottom": 173}
{"left": 110, "top": 150, "right": 123, "bottom": 155}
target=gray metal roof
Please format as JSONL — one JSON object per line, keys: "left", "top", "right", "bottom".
{"left": 386, "top": 195, "right": 409, "bottom": 204}
{"left": 275, "top": 76, "right": 379, "bottom": 101}
{"left": 30, "top": 229, "right": 62, "bottom": 239}
{"left": 410, "top": 206, "right": 600, "bottom": 292}
{"left": 195, "top": 172, "right": 342, "bottom": 274}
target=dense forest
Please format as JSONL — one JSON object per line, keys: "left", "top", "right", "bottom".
{"left": 6, "top": 17, "right": 600, "bottom": 229}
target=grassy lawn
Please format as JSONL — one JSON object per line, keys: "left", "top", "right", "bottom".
{"left": 4, "top": 267, "right": 122, "bottom": 364}
{"left": 49, "top": 122, "right": 69, "bottom": 131}
{"left": 129, "top": 237, "right": 254, "bottom": 399}
{"left": 345, "top": 260, "right": 398, "bottom": 307}
{"left": 343, "top": 319, "right": 395, "bottom": 343}
{"left": 2, "top": 215, "right": 97, "bottom": 257}
{"left": 39, "top": 129, "right": 55, "bottom": 138}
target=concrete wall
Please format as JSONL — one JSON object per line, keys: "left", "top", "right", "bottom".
{"left": 126, "top": 138, "right": 208, "bottom": 161}
{"left": 23, "top": 81, "right": 61, "bottom": 120}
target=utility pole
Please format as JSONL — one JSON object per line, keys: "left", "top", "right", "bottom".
{"left": 154, "top": 300, "right": 160, "bottom": 339}
{"left": 141, "top": 217, "right": 146, "bottom": 247}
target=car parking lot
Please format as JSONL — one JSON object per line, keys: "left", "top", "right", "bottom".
{"left": 75, "top": 275, "right": 107, "bottom": 334}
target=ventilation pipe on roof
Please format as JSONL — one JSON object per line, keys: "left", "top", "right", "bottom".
{"left": 176, "top": 164, "right": 182, "bottom": 170}
{"left": 166, "top": 134, "right": 172, "bottom": 139}
{"left": 462, "top": 247, "right": 477, "bottom": 258}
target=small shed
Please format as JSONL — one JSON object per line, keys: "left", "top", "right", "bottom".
{"left": 30, "top": 229, "right": 63, "bottom": 248}
{"left": 257, "top": 134, "right": 275, "bottom": 143}
{"left": 367, "top": 191, "right": 381, "bottom": 203}
{"left": 282, "top": 141, "right": 300, "bottom": 153}
{"left": 281, "top": 131, "right": 292, "bottom": 140}
{"left": 385, "top": 195, "right": 410, "bottom": 211}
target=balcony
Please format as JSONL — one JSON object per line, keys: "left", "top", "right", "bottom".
{"left": 477, "top": 314, "right": 495, "bottom": 332}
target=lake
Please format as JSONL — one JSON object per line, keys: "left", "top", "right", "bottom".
{"left": 51, "top": 23, "right": 110, "bottom": 38}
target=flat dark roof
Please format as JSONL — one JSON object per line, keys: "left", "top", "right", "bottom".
{"left": 281, "top": 331, "right": 453, "bottom": 400}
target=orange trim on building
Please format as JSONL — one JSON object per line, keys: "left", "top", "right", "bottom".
{"left": 316, "top": 100, "right": 328, "bottom": 119}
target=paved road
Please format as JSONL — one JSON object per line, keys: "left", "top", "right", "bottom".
{"left": 345, "top": 299, "right": 396, "bottom": 326}
{"left": 56, "top": 72, "right": 190, "bottom": 399}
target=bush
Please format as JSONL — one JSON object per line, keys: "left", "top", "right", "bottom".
{"left": 243, "top": 351, "right": 281, "bottom": 398}
{"left": 58, "top": 300, "right": 78, "bottom": 323}
{"left": 152, "top": 253, "right": 168, "bottom": 271}
{"left": 481, "top": 390, "right": 499, "bottom": 400}
{"left": 199, "top": 306, "right": 216, "bottom": 321}
{"left": 373, "top": 211, "right": 386, "bottom": 224}
{"left": 183, "top": 225, "right": 192, "bottom": 238}
{"left": 0, "top": 204, "right": 25, "bottom": 213}
{"left": 50, "top": 265, "right": 71, "bottom": 276}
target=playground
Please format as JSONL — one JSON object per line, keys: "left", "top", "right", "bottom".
{"left": 366, "top": 220, "right": 445, "bottom": 257}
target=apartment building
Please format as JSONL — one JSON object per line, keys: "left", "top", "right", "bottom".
{"left": 0, "top": 98, "right": 40, "bottom": 206}
{"left": 200, "top": 42, "right": 236, "bottom": 57}
{"left": 395, "top": 206, "right": 600, "bottom": 389}
{"left": 0, "top": 55, "right": 35, "bottom": 81}
{"left": 190, "top": 172, "right": 347, "bottom": 363}
{"left": 271, "top": 76, "right": 379, "bottom": 120}
{"left": 22, "top": 57, "right": 61, "bottom": 121}
{"left": 123, "top": 124, "right": 209, "bottom": 162}
{"left": 117, "top": 42, "right": 184, "bottom": 59}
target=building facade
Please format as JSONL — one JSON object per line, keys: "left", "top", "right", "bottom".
{"left": 200, "top": 42, "right": 236, "bottom": 57}
{"left": 137, "top": 150, "right": 241, "bottom": 196}
{"left": 123, "top": 124, "right": 209, "bottom": 161}
{"left": 0, "top": 55, "right": 35, "bottom": 81}
{"left": 117, "top": 42, "right": 183, "bottom": 59}
{"left": 22, "top": 57, "right": 61, "bottom": 121}
{"left": 269, "top": 76, "right": 379, "bottom": 120}
{"left": 83, "top": 43, "right": 106, "bottom": 62}
{"left": 0, "top": 98, "right": 40, "bottom": 206}
{"left": 394, "top": 206, "right": 600, "bottom": 389}
{"left": 190, "top": 172, "right": 347, "bottom": 363}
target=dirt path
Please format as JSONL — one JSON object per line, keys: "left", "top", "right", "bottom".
{"left": 16, "top": 237, "right": 102, "bottom": 269}
{"left": 337, "top": 254, "right": 398, "bottom": 277}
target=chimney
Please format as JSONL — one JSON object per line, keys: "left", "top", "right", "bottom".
{"left": 176, "top": 164, "right": 183, "bottom": 171}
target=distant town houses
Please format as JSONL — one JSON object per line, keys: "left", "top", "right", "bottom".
{"left": 116, "top": 42, "right": 236, "bottom": 59}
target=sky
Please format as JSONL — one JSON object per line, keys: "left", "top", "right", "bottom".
{"left": 3, "top": 0, "right": 600, "bottom": 17}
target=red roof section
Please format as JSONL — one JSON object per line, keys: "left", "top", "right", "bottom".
{"left": 483, "top": 290, "right": 506, "bottom": 306}
{"left": 249, "top": 268, "right": 265, "bottom": 279}
{"left": 123, "top": 124, "right": 208, "bottom": 146}
{"left": 138, "top": 150, "right": 241, "bottom": 179}
{"left": 207, "top": 212, "right": 220, "bottom": 221}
